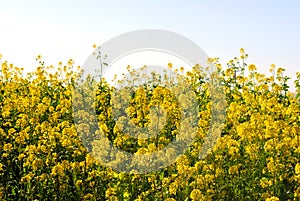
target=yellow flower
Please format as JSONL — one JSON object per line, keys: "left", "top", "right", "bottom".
{"left": 240, "top": 48, "right": 245, "bottom": 55}
{"left": 228, "top": 146, "right": 239, "bottom": 155}
{"left": 190, "top": 189, "right": 205, "bottom": 201}
{"left": 169, "top": 182, "right": 178, "bottom": 195}
{"left": 225, "top": 68, "right": 234, "bottom": 77}
{"left": 2, "top": 153, "right": 8, "bottom": 158}
{"left": 295, "top": 163, "right": 300, "bottom": 175}
{"left": 228, "top": 164, "right": 241, "bottom": 175}
{"left": 32, "top": 159, "right": 43, "bottom": 171}
{"left": 248, "top": 64, "right": 257, "bottom": 71}
{"left": 93, "top": 44, "right": 97, "bottom": 49}
{"left": 277, "top": 67, "right": 285, "bottom": 74}
{"left": 67, "top": 59, "right": 74, "bottom": 66}
{"left": 269, "top": 64, "right": 276, "bottom": 73}
{"left": 260, "top": 177, "right": 271, "bottom": 188}
{"left": 265, "top": 196, "right": 280, "bottom": 201}
{"left": 165, "top": 198, "right": 176, "bottom": 201}
{"left": 2, "top": 110, "right": 10, "bottom": 118}
{"left": 21, "top": 173, "right": 34, "bottom": 183}
{"left": 51, "top": 163, "right": 64, "bottom": 176}
{"left": 3, "top": 143, "right": 12, "bottom": 152}
{"left": 76, "top": 180, "right": 83, "bottom": 187}
{"left": 105, "top": 187, "right": 116, "bottom": 198}
{"left": 8, "top": 128, "right": 16, "bottom": 136}
{"left": 207, "top": 57, "right": 214, "bottom": 64}
{"left": 18, "top": 153, "right": 25, "bottom": 160}
{"left": 0, "top": 53, "right": 2, "bottom": 59}
{"left": 36, "top": 54, "right": 42, "bottom": 60}
{"left": 123, "top": 191, "right": 130, "bottom": 199}
{"left": 83, "top": 193, "right": 93, "bottom": 200}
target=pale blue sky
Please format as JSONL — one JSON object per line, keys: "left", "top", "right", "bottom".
{"left": 0, "top": 0, "right": 299, "bottom": 90}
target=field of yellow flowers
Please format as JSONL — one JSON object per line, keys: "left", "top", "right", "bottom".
{"left": 0, "top": 49, "right": 300, "bottom": 201}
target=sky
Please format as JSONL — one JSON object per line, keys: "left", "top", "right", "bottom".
{"left": 0, "top": 0, "right": 299, "bottom": 91}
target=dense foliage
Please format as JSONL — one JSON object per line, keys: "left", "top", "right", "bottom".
{"left": 0, "top": 49, "right": 300, "bottom": 200}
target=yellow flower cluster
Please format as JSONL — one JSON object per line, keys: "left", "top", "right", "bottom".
{"left": 0, "top": 49, "right": 299, "bottom": 200}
